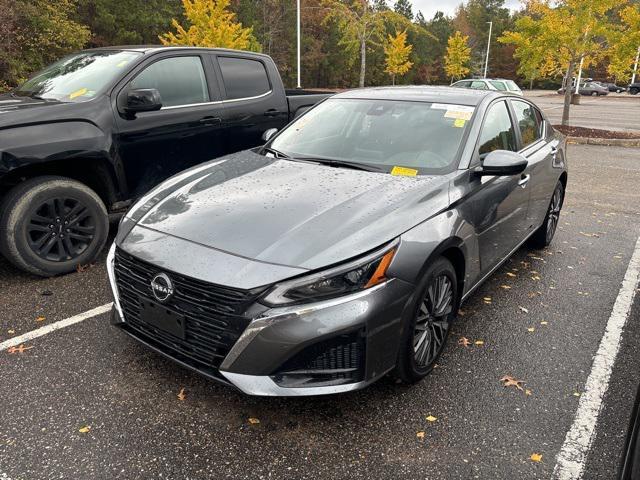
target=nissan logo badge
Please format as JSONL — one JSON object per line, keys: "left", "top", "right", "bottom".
{"left": 150, "top": 273, "right": 174, "bottom": 302}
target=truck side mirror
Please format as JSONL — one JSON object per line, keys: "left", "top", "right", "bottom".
{"left": 262, "top": 128, "right": 278, "bottom": 142}
{"left": 125, "top": 88, "right": 162, "bottom": 114}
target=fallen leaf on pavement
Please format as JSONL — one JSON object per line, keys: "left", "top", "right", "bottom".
{"left": 177, "top": 388, "right": 186, "bottom": 401}
{"left": 78, "top": 426, "right": 91, "bottom": 434}
{"left": 416, "top": 431, "right": 425, "bottom": 439}
{"left": 8, "top": 344, "right": 33, "bottom": 354}
{"left": 248, "top": 417, "right": 260, "bottom": 425}
{"left": 36, "top": 316, "right": 46, "bottom": 322}
{"left": 519, "top": 306, "right": 529, "bottom": 313}
{"left": 474, "top": 340, "right": 484, "bottom": 346}
{"left": 458, "top": 337, "right": 471, "bottom": 348}
{"left": 573, "top": 392, "right": 581, "bottom": 397}
{"left": 531, "top": 275, "right": 541, "bottom": 281}
{"left": 506, "top": 272, "right": 517, "bottom": 277}
{"left": 527, "top": 327, "right": 535, "bottom": 332}
{"left": 500, "top": 285, "right": 511, "bottom": 290}
{"left": 540, "top": 321, "right": 548, "bottom": 326}
{"left": 500, "top": 375, "right": 525, "bottom": 391}
{"left": 530, "top": 453, "right": 543, "bottom": 462}
{"left": 8, "top": 329, "right": 15, "bottom": 334}
{"left": 525, "top": 389, "right": 532, "bottom": 396}
{"left": 426, "top": 415, "right": 437, "bottom": 422}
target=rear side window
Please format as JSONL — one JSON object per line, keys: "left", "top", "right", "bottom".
{"left": 489, "top": 80, "right": 508, "bottom": 91}
{"left": 511, "top": 100, "right": 542, "bottom": 148}
{"left": 471, "top": 81, "right": 488, "bottom": 90}
{"left": 130, "top": 56, "right": 209, "bottom": 108}
{"left": 506, "top": 80, "right": 520, "bottom": 91}
{"left": 478, "top": 101, "right": 517, "bottom": 156}
{"left": 453, "top": 81, "right": 471, "bottom": 88}
{"left": 219, "top": 57, "right": 270, "bottom": 100}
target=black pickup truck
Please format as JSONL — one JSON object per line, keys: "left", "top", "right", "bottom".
{"left": 0, "top": 46, "right": 331, "bottom": 276}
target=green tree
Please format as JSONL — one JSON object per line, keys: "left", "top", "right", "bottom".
{"left": 323, "top": 0, "right": 385, "bottom": 88}
{"left": 384, "top": 29, "right": 413, "bottom": 84}
{"left": 160, "top": 0, "right": 261, "bottom": 51}
{"left": 608, "top": 5, "right": 640, "bottom": 82}
{"left": 500, "top": 0, "right": 619, "bottom": 125}
{"left": 444, "top": 31, "right": 471, "bottom": 82}
{"left": 394, "top": 0, "right": 413, "bottom": 20}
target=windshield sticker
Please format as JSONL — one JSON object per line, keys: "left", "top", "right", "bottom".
{"left": 444, "top": 110, "right": 473, "bottom": 120}
{"left": 391, "top": 166, "right": 418, "bottom": 177}
{"left": 69, "top": 88, "right": 88, "bottom": 99}
{"left": 453, "top": 118, "right": 467, "bottom": 128}
{"left": 431, "top": 103, "right": 474, "bottom": 112}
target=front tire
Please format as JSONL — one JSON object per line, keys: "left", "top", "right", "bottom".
{"left": 393, "top": 257, "right": 458, "bottom": 383}
{"left": 630, "top": 88, "right": 639, "bottom": 95}
{"left": 0, "top": 176, "right": 108, "bottom": 277}
{"left": 530, "top": 180, "right": 564, "bottom": 249}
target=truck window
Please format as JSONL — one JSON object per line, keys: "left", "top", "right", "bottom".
{"left": 130, "top": 56, "right": 209, "bottom": 108}
{"left": 218, "top": 57, "right": 270, "bottom": 100}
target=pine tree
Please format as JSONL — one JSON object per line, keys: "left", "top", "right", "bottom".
{"left": 393, "top": 0, "right": 412, "bottom": 21}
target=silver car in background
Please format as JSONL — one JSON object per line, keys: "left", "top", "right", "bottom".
{"left": 452, "top": 78, "right": 523, "bottom": 95}
{"left": 107, "top": 86, "right": 567, "bottom": 396}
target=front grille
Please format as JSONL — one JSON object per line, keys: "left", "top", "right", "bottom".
{"left": 272, "top": 330, "right": 366, "bottom": 387}
{"left": 114, "top": 248, "right": 261, "bottom": 372}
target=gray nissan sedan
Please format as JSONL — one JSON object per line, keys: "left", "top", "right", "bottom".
{"left": 107, "top": 86, "right": 567, "bottom": 396}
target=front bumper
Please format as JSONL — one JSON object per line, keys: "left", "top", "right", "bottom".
{"left": 107, "top": 242, "right": 414, "bottom": 396}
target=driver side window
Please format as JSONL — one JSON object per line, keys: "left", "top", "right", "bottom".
{"left": 478, "top": 101, "right": 517, "bottom": 157}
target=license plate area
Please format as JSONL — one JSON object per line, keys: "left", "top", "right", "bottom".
{"left": 139, "top": 299, "right": 186, "bottom": 340}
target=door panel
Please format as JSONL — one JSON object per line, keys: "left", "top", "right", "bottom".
{"left": 471, "top": 100, "right": 530, "bottom": 273}
{"left": 213, "top": 54, "right": 288, "bottom": 155}
{"left": 113, "top": 54, "right": 226, "bottom": 197}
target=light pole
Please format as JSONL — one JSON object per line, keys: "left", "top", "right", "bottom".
{"left": 575, "top": 55, "right": 584, "bottom": 94}
{"left": 483, "top": 21, "right": 492, "bottom": 79}
{"left": 296, "top": 0, "right": 301, "bottom": 89}
{"left": 632, "top": 46, "right": 640, "bottom": 84}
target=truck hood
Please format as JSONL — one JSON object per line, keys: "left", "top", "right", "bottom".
{"left": 0, "top": 93, "right": 103, "bottom": 129}
{"left": 130, "top": 150, "right": 451, "bottom": 270}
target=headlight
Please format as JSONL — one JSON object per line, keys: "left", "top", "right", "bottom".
{"left": 261, "top": 241, "right": 398, "bottom": 306}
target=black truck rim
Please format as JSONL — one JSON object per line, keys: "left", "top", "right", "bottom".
{"left": 26, "top": 197, "right": 96, "bottom": 262}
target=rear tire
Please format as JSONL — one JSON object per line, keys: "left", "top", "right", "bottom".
{"left": 529, "top": 180, "right": 564, "bottom": 249}
{"left": 392, "top": 257, "right": 458, "bottom": 383}
{"left": 630, "top": 88, "right": 639, "bottom": 95}
{"left": 0, "top": 176, "right": 108, "bottom": 277}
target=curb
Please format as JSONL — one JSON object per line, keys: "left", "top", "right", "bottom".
{"left": 567, "top": 136, "right": 640, "bottom": 147}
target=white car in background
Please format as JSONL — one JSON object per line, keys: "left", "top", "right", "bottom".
{"left": 451, "top": 78, "right": 523, "bottom": 96}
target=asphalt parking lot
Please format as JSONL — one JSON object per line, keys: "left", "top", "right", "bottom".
{"left": 524, "top": 90, "right": 640, "bottom": 132}
{"left": 1, "top": 143, "right": 639, "bottom": 480}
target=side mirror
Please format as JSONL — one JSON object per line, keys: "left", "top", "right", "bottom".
{"left": 262, "top": 128, "right": 278, "bottom": 142}
{"left": 476, "top": 150, "right": 528, "bottom": 176}
{"left": 125, "top": 88, "right": 162, "bottom": 114}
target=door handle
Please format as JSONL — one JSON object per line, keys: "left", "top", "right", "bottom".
{"left": 518, "top": 174, "right": 530, "bottom": 187}
{"left": 550, "top": 146, "right": 558, "bottom": 160}
{"left": 264, "top": 109, "right": 283, "bottom": 117}
{"left": 199, "top": 116, "right": 222, "bottom": 125}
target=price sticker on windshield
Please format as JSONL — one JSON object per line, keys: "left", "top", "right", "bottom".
{"left": 69, "top": 88, "right": 88, "bottom": 99}
{"left": 431, "top": 103, "right": 474, "bottom": 121}
{"left": 391, "top": 166, "right": 418, "bottom": 177}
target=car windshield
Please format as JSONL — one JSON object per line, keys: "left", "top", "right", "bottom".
{"left": 489, "top": 81, "right": 508, "bottom": 91}
{"left": 269, "top": 98, "right": 473, "bottom": 175}
{"left": 15, "top": 50, "right": 142, "bottom": 102}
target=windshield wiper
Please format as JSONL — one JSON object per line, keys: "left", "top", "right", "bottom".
{"left": 262, "top": 146, "right": 290, "bottom": 159}
{"left": 292, "top": 157, "right": 383, "bottom": 172}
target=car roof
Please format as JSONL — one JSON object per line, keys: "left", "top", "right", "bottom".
{"left": 82, "top": 45, "right": 272, "bottom": 59}
{"left": 333, "top": 85, "right": 505, "bottom": 106}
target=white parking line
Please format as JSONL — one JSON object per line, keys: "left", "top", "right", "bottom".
{"left": 553, "top": 234, "right": 640, "bottom": 479}
{"left": 0, "top": 303, "right": 112, "bottom": 351}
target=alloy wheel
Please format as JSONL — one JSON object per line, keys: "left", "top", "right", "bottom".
{"left": 413, "top": 274, "right": 453, "bottom": 368}
{"left": 546, "top": 186, "right": 562, "bottom": 243}
{"left": 26, "top": 197, "right": 96, "bottom": 262}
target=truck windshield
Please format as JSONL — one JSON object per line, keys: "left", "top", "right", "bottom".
{"left": 269, "top": 98, "right": 473, "bottom": 175}
{"left": 15, "top": 50, "right": 142, "bottom": 102}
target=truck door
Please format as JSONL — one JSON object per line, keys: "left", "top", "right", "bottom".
{"left": 113, "top": 53, "right": 226, "bottom": 196}
{"left": 211, "top": 54, "right": 288, "bottom": 155}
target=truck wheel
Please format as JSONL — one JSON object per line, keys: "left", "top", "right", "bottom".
{"left": 630, "top": 88, "right": 639, "bottom": 95}
{"left": 0, "top": 176, "right": 108, "bottom": 277}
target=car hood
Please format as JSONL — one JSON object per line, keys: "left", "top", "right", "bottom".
{"left": 0, "top": 93, "right": 101, "bottom": 129}
{"left": 129, "top": 150, "right": 451, "bottom": 270}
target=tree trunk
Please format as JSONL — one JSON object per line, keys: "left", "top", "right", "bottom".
{"left": 562, "top": 59, "right": 575, "bottom": 126}
{"left": 392, "top": 74, "right": 395, "bottom": 86}
{"left": 359, "top": 36, "right": 366, "bottom": 88}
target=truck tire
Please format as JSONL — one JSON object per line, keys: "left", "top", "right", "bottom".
{"left": 630, "top": 87, "right": 639, "bottom": 95}
{"left": 0, "top": 176, "right": 108, "bottom": 277}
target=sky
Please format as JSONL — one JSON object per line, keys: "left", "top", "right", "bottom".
{"left": 408, "top": 0, "right": 522, "bottom": 20}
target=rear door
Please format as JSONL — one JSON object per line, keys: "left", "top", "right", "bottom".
{"left": 211, "top": 54, "right": 288, "bottom": 155}
{"left": 113, "top": 52, "right": 226, "bottom": 196}
{"left": 508, "top": 98, "right": 559, "bottom": 230}
{"left": 466, "top": 100, "right": 531, "bottom": 273}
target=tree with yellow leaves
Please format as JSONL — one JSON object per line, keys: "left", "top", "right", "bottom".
{"left": 608, "top": 5, "right": 640, "bottom": 83}
{"left": 384, "top": 30, "right": 413, "bottom": 85}
{"left": 159, "top": 0, "right": 261, "bottom": 51}
{"left": 500, "top": 0, "right": 619, "bottom": 125}
{"left": 444, "top": 31, "right": 471, "bottom": 83}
